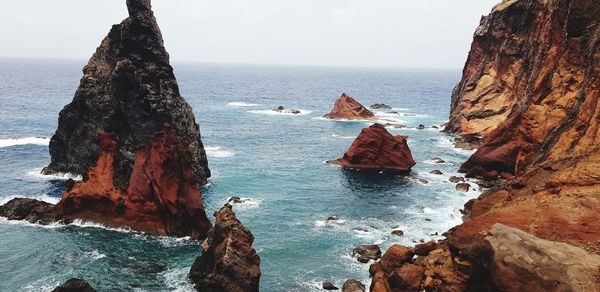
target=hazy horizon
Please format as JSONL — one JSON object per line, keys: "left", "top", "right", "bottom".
{"left": 1, "top": 0, "right": 499, "bottom": 68}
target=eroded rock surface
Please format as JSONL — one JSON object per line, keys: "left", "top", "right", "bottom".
{"left": 189, "top": 205, "right": 261, "bottom": 292}
{"left": 327, "top": 123, "right": 416, "bottom": 172}
{"left": 324, "top": 93, "right": 375, "bottom": 120}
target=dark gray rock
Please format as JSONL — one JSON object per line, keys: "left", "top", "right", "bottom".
{"left": 52, "top": 278, "right": 96, "bottom": 292}
{"left": 352, "top": 245, "right": 382, "bottom": 263}
{"left": 42, "top": 0, "right": 210, "bottom": 188}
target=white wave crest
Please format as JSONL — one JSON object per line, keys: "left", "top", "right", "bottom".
{"left": 228, "top": 101, "right": 259, "bottom": 107}
{"left": 226, "top": 196, "right": 261, "bottom": 210}
{"left": 249, "top": 109, "right": 313, "bottom": 116}
{"left": 26, "top": 168, "right": 82, "bottom": 181}
{"left": 162, "top": 267, "right": 196, "bottom": 292}
{"left": 0, "top": 137, "right": 50, "bottom": 148}
{"left": 205, "top": 146, "right": 235, "bottom": 158}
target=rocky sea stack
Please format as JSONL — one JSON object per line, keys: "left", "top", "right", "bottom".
{"left": 372, "top": 0, "right": 600, "bottom": 290}
{"left": 327, "top": 123, "right": 416, "bottom": 173}
{"left": 324, "top": 93, "right": 375, "bottom": 120}
{"left": 0, "top": 0, "right": 212, "bottom": 239}
{"left": 189, "top": 204, "right": 261, "bottom": 292}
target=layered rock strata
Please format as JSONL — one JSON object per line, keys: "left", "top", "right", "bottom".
{"left": 324, "top": 93, "right": 375, "bottom": 120}
{"left": 0, "top": 0, "right": 211, "bottom": 239}
{"left": 189, "top": 204, "right": 261, "bottom": 292}
{"left": 372, "top": 0, "right": 600, "bottom": 290}
{"left": 327, "top": 123, "right": 416, "bottom": 172}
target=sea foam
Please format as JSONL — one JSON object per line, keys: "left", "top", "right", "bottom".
{"left": 248, "top": 109, "right": 313, "bottom": 116}
{"left": 228, "top": 101, "right": 259, "bottom": 107}
{"left": 0, "top": 137, "right": 50, "bottom": 148}
{"left": 205, "top": 146, "right": 235, "bottom": 158}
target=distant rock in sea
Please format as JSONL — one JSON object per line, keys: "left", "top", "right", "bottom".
{"left": 324, "top": 93, "right": 374, "bottom": 120}
{"left": 370, "top": 103, "right": 392, "bottom": 110}
{"left": 0, "top": 0, "right": 211, "bottom": 239}
{"left": 327, "top": 123, "right": 416, "bottom": 172}
{"left": 189, "top": 204, "right": 261, "bottom": 292}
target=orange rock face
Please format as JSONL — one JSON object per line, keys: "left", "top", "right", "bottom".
{"left": 324, "top": 93, "right": 375, "bottom": 120}
{"left": 56, "top": 126, "right": 211, "bottom": 239}
{"left": 327, "top": 123, "right": 416, "bottom": 172}
{"left": 373, "top": 0, "right": 600, "bottom": 290}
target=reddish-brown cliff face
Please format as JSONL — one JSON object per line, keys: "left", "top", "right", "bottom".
{"left": 56, "top": 126, "right": 211, "bottom": 239}
{"left": 327, "top": 123, "right": 416, "bottom": 172}
{"left": 372, "top": 0, "right": 600, "bottom": 290}
{"left": 324, "top": 93, "right": 375, "bottom": 120}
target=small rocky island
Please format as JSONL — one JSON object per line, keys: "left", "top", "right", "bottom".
{"left": 324, "top": 93, "right": 375, "bottom": 120}
{"left": 327, "top": 123, "right": 416, "bottom": 172}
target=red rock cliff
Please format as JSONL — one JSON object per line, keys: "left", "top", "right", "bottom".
{"left": 328, "top": 123, "right": 416, "bottom": 172}
{"left": 371, "top": 0, "right": 600, "bottom": 290}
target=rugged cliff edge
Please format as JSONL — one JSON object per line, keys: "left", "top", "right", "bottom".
{"left": 372, "top": 0, "right": 600, "bottom": 290}
{"left": 327, "top": 123, "right": 416, "bottom": 173}
{"left": 189, "top": 205, "right": 261, "bottom": 292}
{"left": 0, "top": 0, "right": 211, "bottom": 239}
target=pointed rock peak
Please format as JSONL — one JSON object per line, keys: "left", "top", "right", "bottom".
{"left": 127, "top": 0, "right": 152, "bottom": 16}
{"left": 327, "top": 123, "right": 416, "bottom": 172}
{"left": 324, "top": 93, "right": 375, "bottom": 120}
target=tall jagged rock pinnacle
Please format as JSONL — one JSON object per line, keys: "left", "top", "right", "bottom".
{"left": 0, "top": 0, "right": 212, "bottom": 239}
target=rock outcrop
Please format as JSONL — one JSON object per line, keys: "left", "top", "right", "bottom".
{"left": 52, "top": 278, "right": 96, "bottom": 292}
{"left": 189, "top": 205, "right": 261, "bottom": 292}
{"left": 324, "top": 93, "right": 375, "bottom": 120}
{"left": 0, "top": 0, "right": 212, "bottom": 239}
{"left": 370, "top": 224, "right": 600, "bottom": 292}
{"left": 371, "top": 0, "right": 600, "bottom": 290}
{"left": 327, "top": 123, "right": 416, "bottom": 172}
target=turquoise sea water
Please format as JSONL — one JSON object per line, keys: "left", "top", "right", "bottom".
{"left": 0, "top": 59, "right": 480, "bottom": 291}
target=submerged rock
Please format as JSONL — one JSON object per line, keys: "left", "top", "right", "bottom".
{"left": 327, "top": 123, "right": 416, "bottom": 172}
{"left": 352, "top": 245, "right": 382, "bottom": 263}
{"left": 189, "top": 204, "right": 261, "bottom": 292}
{"left": 429, "top": 170, "right": 443, "bottom": 175}
{"left": 322, "top": 282, "right": 339, "bottom": 290}
{"left": 449, "top": 176, "right": 465, "bottom": 183}
{"left": 324, "top": 93, "right": 374, "bottom": 120}
{"left": 52, "top": 278, "right": 96, "bottom": 292}
{"left": 391, "top": 230, "right": 404, "bottom": 236}
{"left": 1, "top": 0, "right": 212, "bottom": 239}
{"left": 370, "top": 103, "right": 392, "bottom": 110}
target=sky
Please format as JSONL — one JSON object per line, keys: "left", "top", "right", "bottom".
{"left": 0, "top": 0, "right": 500, "bottom": 68}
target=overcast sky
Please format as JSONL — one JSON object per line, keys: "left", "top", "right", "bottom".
{"left": 1, "top": 0, "right": 499, "bottom": 68}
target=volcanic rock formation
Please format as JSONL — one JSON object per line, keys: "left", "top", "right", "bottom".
{"left": 369, "top": 224, "right": 600, "bottom": 292}
{"left": 189, "top": 204, "right": 261, "bottom": 292}
{"left": 372, "top": 0, "right": 600, "bottom": 290}
{"left": 0, "top": 0, "right": 212, "bottom": 239}
{"left": 324, "top": 93, "right": 375, "bottom": 120}
{"left": 327, "top": 123, "right": 416, "bottom": 172}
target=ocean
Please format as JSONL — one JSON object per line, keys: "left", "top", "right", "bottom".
{"left": 0, "top": 58, "right": 480, "bottom": 291}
